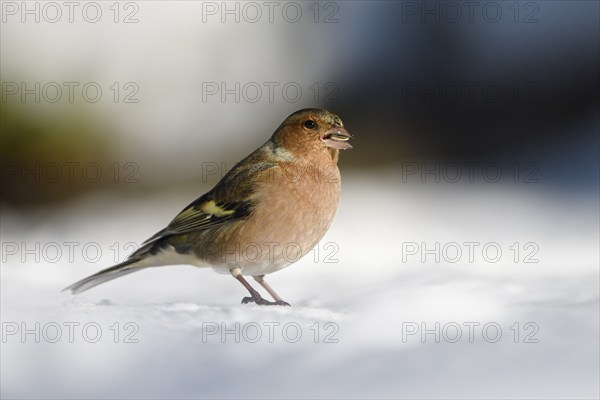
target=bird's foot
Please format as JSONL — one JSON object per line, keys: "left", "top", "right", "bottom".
{"left": 241, "top": 296, "right": 290, "bottom": 306}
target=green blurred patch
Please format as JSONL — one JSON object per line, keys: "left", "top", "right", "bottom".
{"left": 1, "top": 90, "right": 117, "bottom": 207}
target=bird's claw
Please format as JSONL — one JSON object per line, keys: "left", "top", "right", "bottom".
{"left": 241, "top": 296, "right": 290, "bottom": 306}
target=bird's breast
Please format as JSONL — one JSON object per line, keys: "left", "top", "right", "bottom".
{"left": 233, "top": 162, "right": 341, "bottom": 273}
{"left": 193, "top": 161, "right": 342, "bottom": 275}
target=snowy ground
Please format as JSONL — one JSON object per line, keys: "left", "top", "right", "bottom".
{"left": 1, "top": 173, "right": 599, "bottom": 399}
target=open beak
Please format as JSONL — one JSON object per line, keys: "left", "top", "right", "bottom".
{"left": 321, "top": 127, "right": 353, "bottom": 150}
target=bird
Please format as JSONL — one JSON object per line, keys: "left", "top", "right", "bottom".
{"left": 63, "top": 108, "right": 352, "bottom": 306}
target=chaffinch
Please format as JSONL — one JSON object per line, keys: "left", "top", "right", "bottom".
{"left": 63, "top": 108, "right": 352, "bottom": 306}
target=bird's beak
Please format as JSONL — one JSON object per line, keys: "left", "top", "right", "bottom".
{"left": 321, "top": 127, "right": 353, "bottom": 150}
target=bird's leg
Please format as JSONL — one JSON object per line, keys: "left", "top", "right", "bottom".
{"left": 254, "top": 275, "right": 290, "bottom": 306}
{"left": 230, "top": 268, "right": 264, "bottom": 304}
{"left": 229, "top": 268, "right": 287, "bottom": 306}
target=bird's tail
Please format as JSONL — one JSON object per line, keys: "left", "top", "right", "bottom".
{"left": 62, "top": 258, "right": 144, "bottom": 294}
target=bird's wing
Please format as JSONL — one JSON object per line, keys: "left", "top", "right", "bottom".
{"left": 142, "top": 154, "right": 277, "bottom": 245}
{"left": 142, "top": 195, "right": 251, "bottom": 244}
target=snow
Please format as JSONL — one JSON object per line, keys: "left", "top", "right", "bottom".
{"left": 1, "top": 173, "right": 598, "bottom": 399}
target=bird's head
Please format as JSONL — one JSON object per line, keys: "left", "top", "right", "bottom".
{"left": 271, "top": 109, "right": 352, "bottom": 162}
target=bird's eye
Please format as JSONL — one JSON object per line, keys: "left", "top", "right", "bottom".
{"left": 304, "top": 120, "right": 317, "bottom": 129}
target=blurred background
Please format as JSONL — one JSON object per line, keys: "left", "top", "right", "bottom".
{"left": 1, "top": 1, "right": 598, "bottom": 399}
{"left": 2, "top": 0, "right": 597, "bottom": 205}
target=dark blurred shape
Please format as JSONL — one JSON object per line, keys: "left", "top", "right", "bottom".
{"left": 330, "top": 1, "right": 599, "bottom": 188}
{"left": 1, "top": 91, "right": 116, "bottom": 207}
